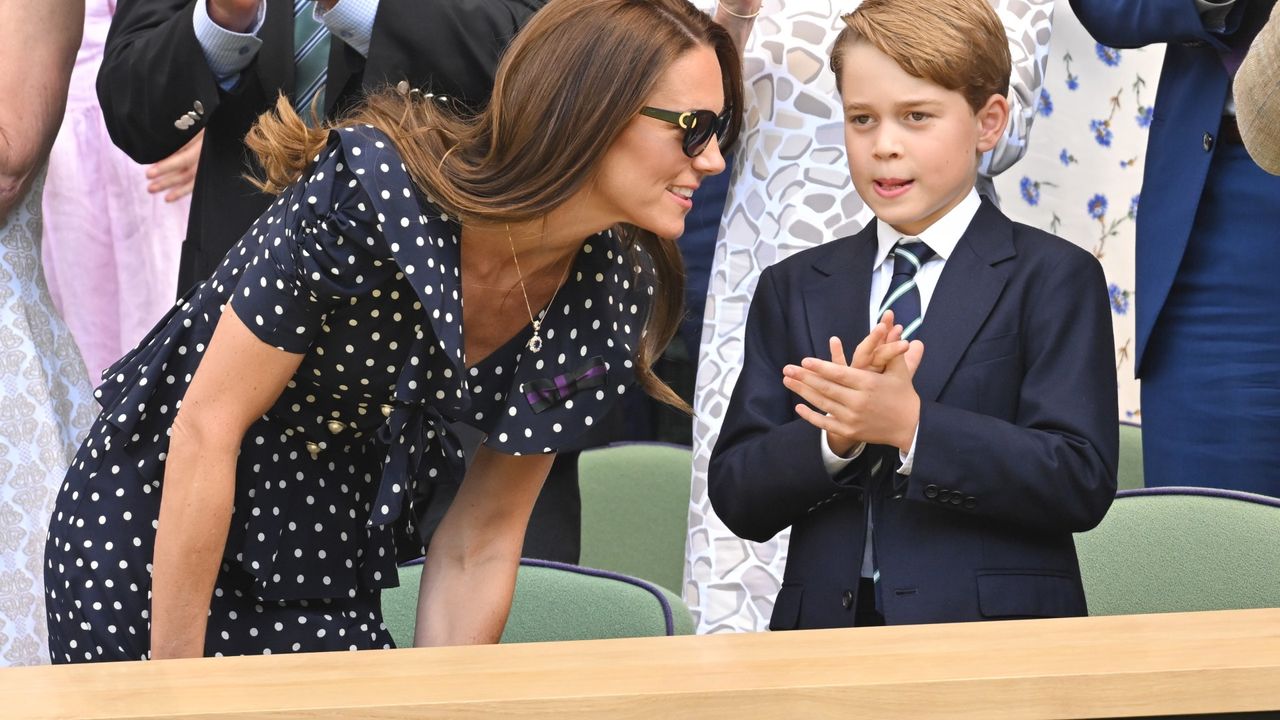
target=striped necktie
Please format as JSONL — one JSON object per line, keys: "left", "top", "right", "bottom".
{"left": 877, "top": 240, "right": 936, "bottom": 340}
{"left": 293, "top": 0, "right": 330, "bottom": 121}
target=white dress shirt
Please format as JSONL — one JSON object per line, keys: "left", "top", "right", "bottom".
{"left": 193, "top": 0, "right": 381, "bottom": 91}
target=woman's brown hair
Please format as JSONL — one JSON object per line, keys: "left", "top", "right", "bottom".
{"left": 246, "top": 0, "right": 744, "bottom": 413}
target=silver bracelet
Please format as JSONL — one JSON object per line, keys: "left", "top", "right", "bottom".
{"left": 717, "top": 0, "right": 761, "bottom": 19}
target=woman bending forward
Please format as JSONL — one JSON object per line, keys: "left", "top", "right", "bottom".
{"left": 44, "top": 0, "right": 741, "bottom": 662}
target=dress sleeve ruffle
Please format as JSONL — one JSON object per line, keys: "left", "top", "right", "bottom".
{"left": 230, "top": 140, "right": 396, "bottom": 354}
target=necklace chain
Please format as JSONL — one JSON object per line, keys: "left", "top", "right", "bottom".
{"left": 505, "top": 223, "right": 571, "bottom": 353}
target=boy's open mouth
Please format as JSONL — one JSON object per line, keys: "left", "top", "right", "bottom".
{"left": 873, "top": 178, "right": 914, "bottom": 197}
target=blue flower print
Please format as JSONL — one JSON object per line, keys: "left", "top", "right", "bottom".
{"left": 1109, "top": 283, "right": 1131, "bottom": 315}
{"left": 1096, "top": 43, "right": 1122, "bottom": 66}
{"left": 1059, "top": 149, "right": 1075, "bottom": 166}
{"left": 1090, "top": 119, "right": 1113, "bottom": 147}
{"left": 1038, "top": 89, "right": 1053, "bottom": 117}
{"left": 1066, "top": 74, "right": 1080, "bottom": 90}
{"left": 1020, "top": 177, "right": 1041, "bottom": 206}
{"left": 1136, "top": 106, "right": 1153, "bottom": 128}
{"left": 1129, "top": 194, "right": 1140, "bottom": 219}
{"left": 1088, "top": 193, "right": 1108, "bottom": 220}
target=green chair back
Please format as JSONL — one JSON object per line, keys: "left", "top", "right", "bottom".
{"left": 1117, "top": 421, "right": 1143, "bottom": 490}
{"left": 382, "top": 558, "right": 695, "bottom": 648}
{"left": 1074, "top": 487, "right": 1280, "bottom": 616}
{"left": 578, "top": 442, "right": 693, "bottom": 594}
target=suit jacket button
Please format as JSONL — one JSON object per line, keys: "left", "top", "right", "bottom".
{"left": 950, "top": 494, "right": 963, "bottom": 505}
{"left": 1203, "top": 132, "right": 1214, "bottom": 152}
{"left": 963, "top": 497, "right": 976, "bottom": 510}
{"left": 924, "top": 484, "right": 939, "bottom": 499}
{"left": 842, "top": 589, "right": 855, "bottom": 609}
{"left": 937, "top": 489, "right": 951, "bottom": 502}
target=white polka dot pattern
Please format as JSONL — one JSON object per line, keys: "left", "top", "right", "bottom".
{"left": 43, "top": 125, "right": 656, "bottom": 661}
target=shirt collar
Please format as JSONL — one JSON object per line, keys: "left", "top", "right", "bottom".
{"left": 874, "top": 189, "right": 981, "bottom": 267}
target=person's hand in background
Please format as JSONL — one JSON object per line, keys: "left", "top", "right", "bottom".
{"left": 207, "top": 0, "right": 260, "bottom": 32}
{"left": 146, "top": 130, "right": 203, "bottom": 203}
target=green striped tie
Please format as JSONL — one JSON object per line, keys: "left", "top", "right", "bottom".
{"left": 293, "top": 0, "right": 330, "bottom": 122}
{"left": 877, "top": 240, "right": 936, "bottom": 340}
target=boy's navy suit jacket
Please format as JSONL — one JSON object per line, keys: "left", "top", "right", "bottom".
{"left": 708, "top": 200, "right": 1119, "bottom": 629}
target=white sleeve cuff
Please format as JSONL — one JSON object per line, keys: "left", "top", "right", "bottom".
{"left": 193, "top": 0, "right": 266, "bottom": 89}
{"left": 820, "top": 429, "right": 865, "bottom": 475}
{"left": 318, "top": 0, "right": 380, "bottom": 57}
{"left": 896, "top": 424, "right": 920, "bottom": 476}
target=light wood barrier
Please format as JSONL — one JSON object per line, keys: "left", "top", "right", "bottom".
{"left": 4, "top": 607, "right": 1280, "bottom": 718}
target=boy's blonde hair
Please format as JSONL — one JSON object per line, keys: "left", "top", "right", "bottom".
{"left": 829, "top": 0, "right": 1011, "bottom": 113}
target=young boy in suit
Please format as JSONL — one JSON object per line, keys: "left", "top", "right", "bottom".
{"left": 708, "top": 0, "right": 1118, "bottom": 629}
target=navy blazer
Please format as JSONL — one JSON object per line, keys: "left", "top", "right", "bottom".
{"left": 1069, "top": 0, "right": 1276, "bottom": 372}
{"left": 708, "top": 201, "right": 1118, "bottom": 629}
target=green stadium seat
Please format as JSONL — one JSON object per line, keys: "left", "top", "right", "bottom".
{"left": 577, "top": 442, "right": 693, "bottom": 594}
{"left": 1118, "top": 421, "right": 1143, "bottom": 490}
{"left": 1074, "top": 487, "right": 1280, "bottom": 616}
{"left": 382, "top": 558, "right": 695, "bottom": 647}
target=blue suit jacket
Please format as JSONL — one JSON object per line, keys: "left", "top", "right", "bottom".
{"left": 1069, "top": 0, "right": 1275, "bottom": 373}
{"left": 708, "top": 201, "right": 1118, "bottom": 629}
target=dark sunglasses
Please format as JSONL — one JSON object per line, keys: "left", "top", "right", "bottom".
{"left": 639, "top": 106, "right": 732, "bottom": 157}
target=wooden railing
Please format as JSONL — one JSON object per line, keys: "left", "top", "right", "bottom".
{"left": 4, "top": 607, "right": 1280, "bottom": 718}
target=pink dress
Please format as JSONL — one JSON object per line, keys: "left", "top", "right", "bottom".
{"left": 43, "top": 0, "right": 188, "bottom": 379}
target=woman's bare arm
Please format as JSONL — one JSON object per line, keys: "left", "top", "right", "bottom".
{"left": 714, "top": 0, "right": 762, "bottom": 55}
{"left": 0, "top": 0, "right": 83, "bottom": 221}
{"left": 149, "top": 302, "right": 304, "bottom": 659}
{"left": 415, "top": 446, "right": 554, "bottom": 646}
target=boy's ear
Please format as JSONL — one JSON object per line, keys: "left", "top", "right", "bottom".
{"left": 975, "top": 93, "right": 1011, "bottom": 154}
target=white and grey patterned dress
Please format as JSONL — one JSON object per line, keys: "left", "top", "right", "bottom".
{"left": 0, "top": 168, "right": 95, "bottom": 666}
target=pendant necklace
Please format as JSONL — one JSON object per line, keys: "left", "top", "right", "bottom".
{"left": 506, "top": 222, "right": 572, "bottom": 353}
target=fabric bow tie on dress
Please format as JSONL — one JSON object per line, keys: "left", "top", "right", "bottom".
{"left": 522, "top": 356, "right": 608, "bottom": 413}
{"left": 370, "top": 403, "right": 465, "bottom": 528}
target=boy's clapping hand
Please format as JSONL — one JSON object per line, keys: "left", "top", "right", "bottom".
{"left": 782, "top": 310, "right": 924, "bottom": 455}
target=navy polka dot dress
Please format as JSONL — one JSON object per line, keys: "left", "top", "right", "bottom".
{"left": 43, "top": 125, "right": 654, "bottom": 662}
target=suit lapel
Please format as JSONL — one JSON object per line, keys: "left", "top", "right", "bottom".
{"left": 912, "top": 201, "right": 1015, "bottom": 403}
{"left": 325, "top": 35, "right": 363, "bottom": 117}
{"left": 803, "top": 225, "right": 879, "bottom": 359}
{"left": 256, "top": 1, "right": 294, "bottom": 100}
